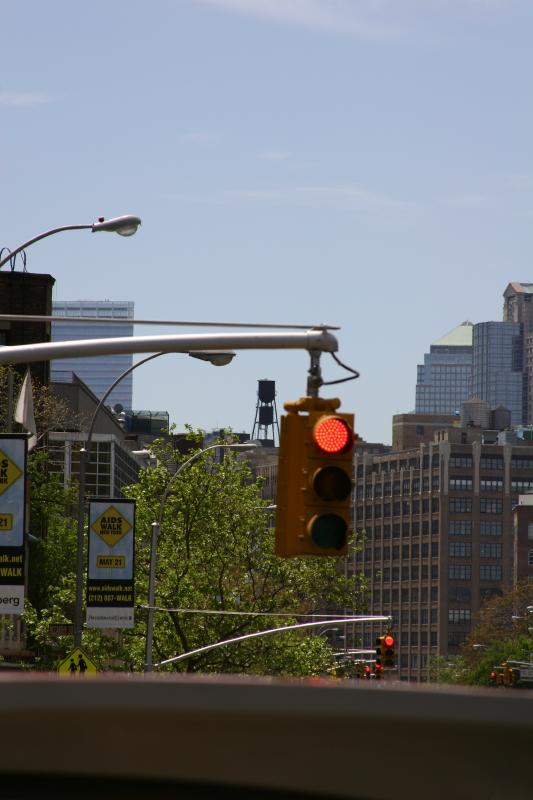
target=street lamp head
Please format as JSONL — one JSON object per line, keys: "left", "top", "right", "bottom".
{"left": 91, "top": 215, "right": 141, "bottom": 236}
{"left": 189, "top": 351, "right": 236, "bottom": 367}
{"left": 226, "top": 441, "right": 260, "bottom": 451}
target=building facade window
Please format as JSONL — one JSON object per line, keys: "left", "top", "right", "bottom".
{"left": 449, "top": 478, "right": 472, "bottom": 491}
{"left": 480, "top": 498, "right": 503, "bottom": 514}
{"left": 448, "top": 609, "right": 471, "bottom": 624}
{"left": 480, "top": 565, "right": 502, "bottom": 581}
{"left": 450, "top": 542, "right": 472, "bottom": 558}
{"left": 480, "top": 543, "right": 502, "bottom": 559}
{"left": 449, "top": 520, "right": 472, "bottom": 536}
{"left": 480, "top": 520, "right": 503, "bottom": 537}
{"left": 480, "top": 479, "right": 503, "bottom": 492}
{"left": 449, "top": 497, "right": 472, "bottom": 513}
{"left": 448, "top": 586, "right": 471, "bottom": 602}
{"left": 480, "top": 455, "right": 504, "bottom": 470}
{"left": 512, "top": 480, "right": 533, "bottom": 493}
{"left": 511, "top": 456, "right": 533, "bottom": 470}
{"left": 450, "top": 455, "right": 473, "bottom": 469}
{"left": 449, "top": 565, "right": 472, "bottom": 580}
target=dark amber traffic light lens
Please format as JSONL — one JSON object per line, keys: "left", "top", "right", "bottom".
{"left": 307, "top": 513, "right": 347, "bottom": 550}
{"left": 312, "top": 466, "right": 352, "bottom": 501}
{"left": 313, "top": 417, "right": 353, "bottom": 454}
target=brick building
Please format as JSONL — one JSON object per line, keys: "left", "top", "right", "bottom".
{"left": 351, "top": 426, "right": 533, "bottom": 681}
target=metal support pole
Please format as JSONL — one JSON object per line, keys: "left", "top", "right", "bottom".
{"left": 307, "top": 350, "right": 323, "bottom": 397}
{"left": 144, "top": 521, "right": 160, "bottom": 672}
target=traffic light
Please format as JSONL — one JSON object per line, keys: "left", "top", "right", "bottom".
{"left": 375, "top": 636, "right": 383, "bottom": 670}
{"left": 382, "top": 633, "right": 395, "bottom": 668}
{"left": 275, "top": 396, "right": 355, "bottom": 557}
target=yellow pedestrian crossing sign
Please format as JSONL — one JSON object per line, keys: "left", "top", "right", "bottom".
{"left": 58, "top": 647, "right": 97, "bottom": 675}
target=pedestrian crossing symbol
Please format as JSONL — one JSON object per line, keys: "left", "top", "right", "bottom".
{"left": 58, "top": 647, "right": 97, "bottom": 675}
{"left": 91, "top": 505, "right": 132, "bottom": 548}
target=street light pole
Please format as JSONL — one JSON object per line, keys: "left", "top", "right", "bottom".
{"left": 144, "top": 441, "right": 258, "bottom": 672}
{"left": 0, "top": 215, "right": 141, "bottom": 269}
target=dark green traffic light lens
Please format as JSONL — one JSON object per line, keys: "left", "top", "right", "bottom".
{"left": 308, "top": 513, "right": 347, "bottom": 550}
{"left": 312, "top": 466, "right": 352, "bottom": 501}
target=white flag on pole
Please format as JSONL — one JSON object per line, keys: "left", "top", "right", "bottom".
{"left": 14, "top": 369, "right": 37, "bottom": 451}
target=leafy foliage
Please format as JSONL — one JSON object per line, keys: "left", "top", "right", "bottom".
{"left": 459, "top": 581, "right": 533, "bottom": 686}
{"left": 22, "top": 432, "right": 366, "bottom": 676}
{"left": 122, "top": 436, "right": 367, "bottom": 675}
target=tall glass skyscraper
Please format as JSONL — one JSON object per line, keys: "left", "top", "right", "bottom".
{"left": 51, "top": 300, "right": 134, "bottom": 410}
{"left": 415, "top": 322, "right": 473, "bottom": 414}
{"left": 472, "top": 321, "right": 524, "bottom": 425}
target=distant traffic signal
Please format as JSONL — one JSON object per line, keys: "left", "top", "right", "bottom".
{"left": 382, "top": 633, "right": 395, "bottom": 668}
{"left": 275, "top": 397, "right": 355, "bottom": 557}
{"left": 375, "top": 636, "right": 383, "bottom": 670}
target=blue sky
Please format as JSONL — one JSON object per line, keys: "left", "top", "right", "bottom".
{"left": 2, "top": 0, "right": 532, "bottom": 444}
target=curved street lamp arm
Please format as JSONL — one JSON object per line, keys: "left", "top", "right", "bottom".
{"left": 85, "top": 352, "right": 166, "bottom": 448}
{"left": 156, "top": 443, "right": 232, "bottom": 526}
{"left": 0, "top": 224, "right": 93, "bottom": 268}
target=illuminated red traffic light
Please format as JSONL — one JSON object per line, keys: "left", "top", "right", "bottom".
{"left": 313, "top": 417, "right": 353, "bottom": 454}
{"left": 384, "top": 635, "right": 394, "bottom": 648}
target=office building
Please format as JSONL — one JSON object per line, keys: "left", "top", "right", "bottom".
{"left": 351, "top": 426, "right": 533, "bottom": 682}
{"left": 503, "top": 282, "right": 533, "bottom": 424}
{"left": 51, "top": 300, "right": 134, "bottom": 410}
{"left": 415, "top": 322, "right": 473, "bottom": 415}
{"left": 472, "top": 321, "right": 524, "bottom": 425}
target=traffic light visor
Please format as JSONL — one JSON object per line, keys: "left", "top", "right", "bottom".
{"left": 313, "top": 417, "right": 353, "bottom": 454}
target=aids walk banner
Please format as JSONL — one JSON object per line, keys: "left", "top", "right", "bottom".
{"left": 0, "top": 435, "right": 27, "bottom": 615}
{"left": 87, "top": 498, "right": 135, "bottom": 629}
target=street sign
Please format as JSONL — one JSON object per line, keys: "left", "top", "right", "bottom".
{"left": 58, "top": 647, "right": 97, "bottom": 675}
{"left": 48, "top": 623, "right": 74, "bottom": 637}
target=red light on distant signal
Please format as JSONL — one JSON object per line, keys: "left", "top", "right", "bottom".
{"left": 313, "top": 417, "right": 353, "bottom": 454}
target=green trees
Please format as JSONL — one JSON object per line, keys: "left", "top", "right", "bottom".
{"left": 22, "top": 433, "right": 366, "bottom": 675}
{"left": 123, "top": 437, "right": 366, "bottom": 674}
{"left": 459, "top": 582, "right": 533, "bottom": 686}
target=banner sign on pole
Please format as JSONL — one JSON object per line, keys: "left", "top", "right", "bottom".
{"left": 87, "top": 498, "right": 135, "bottom": 629}
{"left": 0, "top": 435, "right": 27, "bottom": 615}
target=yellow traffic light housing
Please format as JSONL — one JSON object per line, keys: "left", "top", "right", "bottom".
{"left": 275, "top": 396, "right": 355, "bottom": 557}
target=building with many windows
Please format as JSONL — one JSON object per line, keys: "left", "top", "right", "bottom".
{"left": 351, "top": 427, "right": 533, "bottom": 681}
{"left": 472, "top": 321, "right": 524, "bottom": 426}
{"left": 51, "top": 300, "right": 134, "bottom": 410}
{"left": 415, "top": 322, "right": 473, "bottom": 415}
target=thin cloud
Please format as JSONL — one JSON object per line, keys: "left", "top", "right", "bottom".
{"left": 258, "top": 150, "right": 292, "bottom": 162}
{"left": 0, "top": 92, "right": 54, "bottom": 107}
{"left": 224, "top": 184, "right": 414, "bottom": 215}
{"left": 196, "top": 0, "right": 405, "bottom": 40}
{"left": 181, "top": 132, "right": 216, "bottom": 145}
{"left": 195, "top": 0, "right": 514, "bottom": 40}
